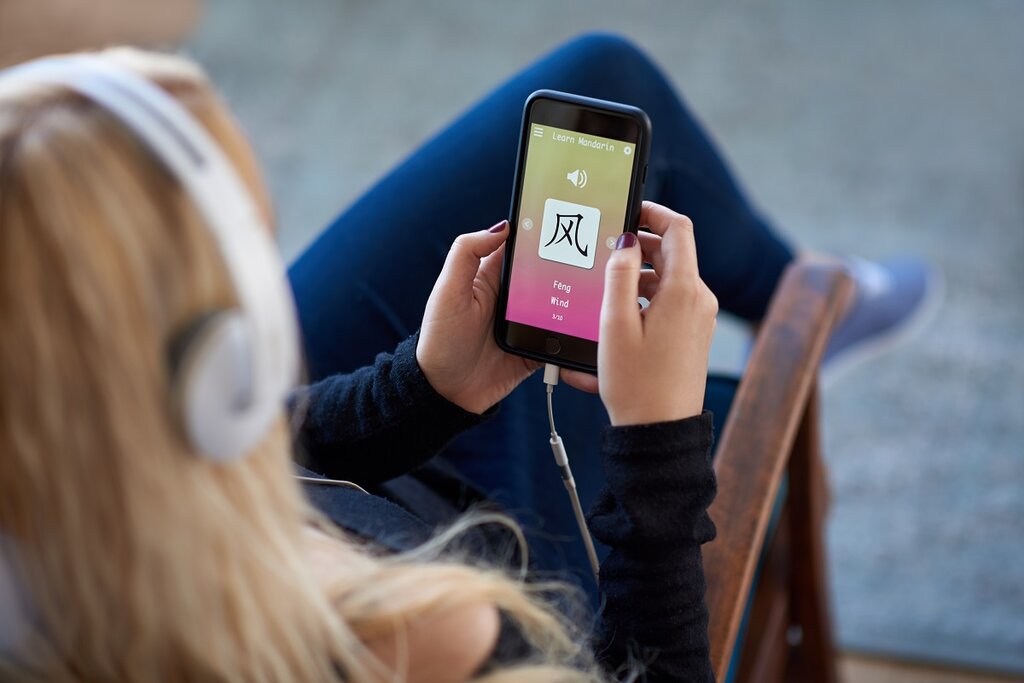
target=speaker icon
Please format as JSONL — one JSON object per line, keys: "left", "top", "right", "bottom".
{"left": 566, "top": 168, "right": 588, "bottom": 188}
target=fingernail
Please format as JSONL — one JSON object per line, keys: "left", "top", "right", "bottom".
{"left": 489, "top": 220, "right": 509, "bottom": 233}
{"left": 615, "top": 232, "right": 637, "bottom": 249}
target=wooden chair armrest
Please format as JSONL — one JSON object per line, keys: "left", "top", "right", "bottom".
{"left": 703, "top": 262, "right": 853, "bottom": 679}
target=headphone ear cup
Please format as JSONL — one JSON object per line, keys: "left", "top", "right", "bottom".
{"left": 172, "top": 312, "right": 277, "bottom": 461}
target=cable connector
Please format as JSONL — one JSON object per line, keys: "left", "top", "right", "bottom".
{"left": 543, "top": 362, "right": 560, "bottom": 386}
{"left": 550, "top": 434, "right": 569, "bottom": 469}
{"left": 542, "top": 364, "right": 600, "bottom": 583}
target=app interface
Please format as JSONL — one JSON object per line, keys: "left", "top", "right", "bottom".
{"left": 506, "top": 123, "right": 636, "bottom": 341}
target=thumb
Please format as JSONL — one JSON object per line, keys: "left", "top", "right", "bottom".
{"left": 440, "top": 221, "right": 509, "bottom": 298}
{"left": 478, "top": 242, "right": 506, "bottom": 296}
{"left": 601, "top": 232, "right": 642, "bottom": 342}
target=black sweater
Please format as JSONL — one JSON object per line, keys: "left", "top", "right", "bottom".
{"left": 295, "top": 335, "right": 717, "bottom": 682}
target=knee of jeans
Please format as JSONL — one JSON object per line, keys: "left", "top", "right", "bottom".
{"left": 563, "top": 32, "right": 658, "bottom": 80}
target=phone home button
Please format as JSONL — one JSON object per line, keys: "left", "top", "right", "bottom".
{"left": 545, "top": 336, "right": 561, "bottom": 355}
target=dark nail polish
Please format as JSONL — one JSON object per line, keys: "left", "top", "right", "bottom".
{"left": 489, "top": 220, "right": 509, "bottom": 233}
{"left": 615, "top": 232, "right": 637, "bottom": 249}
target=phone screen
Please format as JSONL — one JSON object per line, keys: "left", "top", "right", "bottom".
{"left": 505, "top": 123, "right": 638, "bottom": 342}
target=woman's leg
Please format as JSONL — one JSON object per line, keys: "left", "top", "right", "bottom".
{"left": 289, "top": 33, "right": 792, "bottom": 379}
{"left": 289, "top": 33, "right": 793, "bottom": 587}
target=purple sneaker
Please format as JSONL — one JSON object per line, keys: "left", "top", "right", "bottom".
{"left": 822, "top": 256, "right": 942, "bottom": 386}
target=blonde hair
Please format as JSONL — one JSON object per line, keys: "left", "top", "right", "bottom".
{"left": 0, "top": 49, "right": 603, "bottom": 682}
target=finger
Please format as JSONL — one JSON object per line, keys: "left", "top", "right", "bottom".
{"left": 639, "top": 201, "right": 699, "bottom": 282}
{"left": 600, "top": 232, "right": 643, "bottom": 345}
{"left": 522, "top": 358, "right": 543, "bottom": 373}
{"left": 638, "top": 268, "right": 661, "bottom": 300}
{"left": 560, "top": 368, "right": 599, "bottom": 394}
{"left": 638, "top": 201, "right": 685, "bottom": 237}
{"left": 637, "top": 231, "right": 664, "bottom": 273}
{"left": 440, "top": 221, "right": 509, "bottom": 299}
{"left": 477, "top": 242, "right": 506, "bottom": 299}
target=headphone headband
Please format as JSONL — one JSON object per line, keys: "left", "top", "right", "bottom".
{"left": 0, "top": 55, "right": 300, "bottom": 460}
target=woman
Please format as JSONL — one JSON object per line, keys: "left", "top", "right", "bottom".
{"left": 290, "top": 33, "right": 935, "bottom": 588}
{"left": 0, "top": 46, "right": 716, "bottom": 681}
{"left": 0, "top": 35, "right": 931, "bottom": 681}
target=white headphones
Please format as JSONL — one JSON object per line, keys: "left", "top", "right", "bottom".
{"left": 0, "top": 55, "right": 300, "bottom": 462}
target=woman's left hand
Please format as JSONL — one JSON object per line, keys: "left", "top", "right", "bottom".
{"left": 417, "top": 221, "right": 539, "bottom": 414}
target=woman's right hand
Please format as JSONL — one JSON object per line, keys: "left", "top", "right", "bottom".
{"left": 562, "top": 202, "right": 718, "bottom": 426}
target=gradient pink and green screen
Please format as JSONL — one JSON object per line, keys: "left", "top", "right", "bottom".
{"left": 505, "top": 123, "right": 636, "bottom": 341}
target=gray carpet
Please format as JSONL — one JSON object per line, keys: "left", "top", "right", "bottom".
{"left": 187, "top": 0, "right": 1024, "bottom": 674}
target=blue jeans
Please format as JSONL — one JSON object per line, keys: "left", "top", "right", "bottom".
{"left": 289, "top": 33, "right": 794, "bottom": 590}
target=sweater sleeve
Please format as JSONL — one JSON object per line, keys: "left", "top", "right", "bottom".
{"left": 588, "top": 411, "right": 717, "bottom": 683}
{"left": 292, "top": 333, "right": 494, "bottom": 485}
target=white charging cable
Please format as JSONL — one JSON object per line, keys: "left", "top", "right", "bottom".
{"left": 543, "top": 363, "right": 600, "bottom": 582}
{"left": 294, "top": 476, "right": 369, "bottom": 494}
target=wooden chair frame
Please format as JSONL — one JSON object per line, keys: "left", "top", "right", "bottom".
{"left": 704, "top": 262, "right": 852, "bottom": 682}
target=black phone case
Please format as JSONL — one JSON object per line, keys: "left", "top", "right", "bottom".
{"left": 494, "top": 89, "right": 652, "bottom": 373}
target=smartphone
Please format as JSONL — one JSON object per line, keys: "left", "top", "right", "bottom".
{"left": 494, "top": 90, "right": 652, "bottom": 373}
